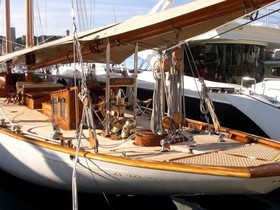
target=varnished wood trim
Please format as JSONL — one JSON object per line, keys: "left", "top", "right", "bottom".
{"left": 2, "top": 126, "right": 280, "bottom": 179}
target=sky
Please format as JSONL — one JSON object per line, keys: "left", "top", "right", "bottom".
{"left": 0, "top": 0, "right": 279, "bottom": 38}
{"left": 0, "top": 0, "right": 192, "bottom": 38}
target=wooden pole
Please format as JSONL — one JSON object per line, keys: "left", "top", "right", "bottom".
{"left": 133, "top": 43, "right": 138, "bottom": 120}
{"left": 25, "top": 0, "right": 34, "bottom": 81}
{"left": 26, "top": 0, "right": 34, "bottom": 48}
{"left": 4, "top": 0, "right": 11, "bottom": 55}
{"left": 4, "top": 0, "right": 12, "bottom": 74}
{"left": 105, "top": 38, "right": 110, "bottom": 136}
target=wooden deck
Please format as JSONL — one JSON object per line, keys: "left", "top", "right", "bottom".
{"left": 0, "top": 97, "right": 280, "bottom": 168}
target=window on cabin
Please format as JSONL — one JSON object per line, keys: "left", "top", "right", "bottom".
{"left": 60, "top": 98, "right": 66, "bottom": 119}
{"left": 52, "top": 98, "right": 58, "bottom": 115}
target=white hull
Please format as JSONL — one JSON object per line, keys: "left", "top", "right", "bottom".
{"left": 1, "top": 0, "right": 280, "bottom": 198}
{"left": 1, "top": 131, "right": 280, "bottom": 195}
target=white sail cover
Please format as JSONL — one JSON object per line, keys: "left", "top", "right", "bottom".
{"left": 0, "top": 0, "right": 278, "bottom": 68}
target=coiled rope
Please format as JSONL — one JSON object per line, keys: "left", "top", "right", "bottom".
{"left": 150, "top": 53, "right": 165, "bottom": 135}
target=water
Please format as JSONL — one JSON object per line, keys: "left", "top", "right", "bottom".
{"left": 0, "top": 169, "right": 177, "bottom": 210}
{"left": 1, "top": 169, "right": 280, "bottom": 210}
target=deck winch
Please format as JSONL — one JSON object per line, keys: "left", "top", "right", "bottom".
{"left": 50, "top": 124, "right": 63, "bottom": 140}
{"left": 160, "top": 133, "right": 194, "bottom": 152}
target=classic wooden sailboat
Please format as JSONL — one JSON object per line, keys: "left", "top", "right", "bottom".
{"left": 1, "top": 0, "right": 280, "bottom": 199}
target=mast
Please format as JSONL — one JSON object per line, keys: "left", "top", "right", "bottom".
{"left": 26, "top": 0, "right": 34, "bottom": 48}
{"left": 4, "top": 0, "right": 11, "bottom": 54}
{"left": 25, "top": 0, "right": 34, "bottom": 81}
{"left": 4, "top": 0, "right": 12, "bottom": 73}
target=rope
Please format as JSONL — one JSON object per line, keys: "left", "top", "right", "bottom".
{"left": 184, "top": 43, "right": 202, "bottom": 98}
{"left": 167, "top": 47, "right": 184, "bottom": 133}
{"left": 150, "top": 55, "right": 165, "bottom": 135}
{"left": 89, "top": 0, "right": 95, "bottom": 28}
{"left": 34, "top": 0, "right": 45, "bottom": 42}
{"left": 71, "top": 3, "right": 79, "bottom": 208}
{"left": 75, "top": 0, "right": 89, "bottom": 31}
{"left": 184, "top": 42, "right": 220, "bottom": 132}
{"left": 199, "top": 78, "right": 220, "bottom": 132}
{"left": 78, "top": 88, "right": 99, "bottom": 153}
{"left": 111, "top": 0, "right": 117, "bottom": 23}
{"left": 72, "top": 121, "right": 83, "bottom": 210}
{"left": 70, "top": 1, "right": 99, "bottom": 209}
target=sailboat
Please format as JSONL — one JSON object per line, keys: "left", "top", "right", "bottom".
{"left": 1, "top": 0, "right": 280, "bottom": 200}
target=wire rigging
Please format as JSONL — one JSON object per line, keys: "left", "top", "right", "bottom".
{"left": 89, "top": 0, "right": 95, "bottom": 28}
{"left": 34, "top": 0, "right": 44, "bottom": 43}
{"left": 75, "top": 0, "right": 89, "bottom": 31}
{"left": 112, "top": 0, "right": 117, "bottom": 23}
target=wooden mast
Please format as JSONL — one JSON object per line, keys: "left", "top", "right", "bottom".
{"left": 26, "top": 0, "right": 34, "bottom": 48}
{"left": 4, "top": 0, "right": 12, "bottom": 73}
{"left": 25, "top": 0, "right": 34, "bottom": 81}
